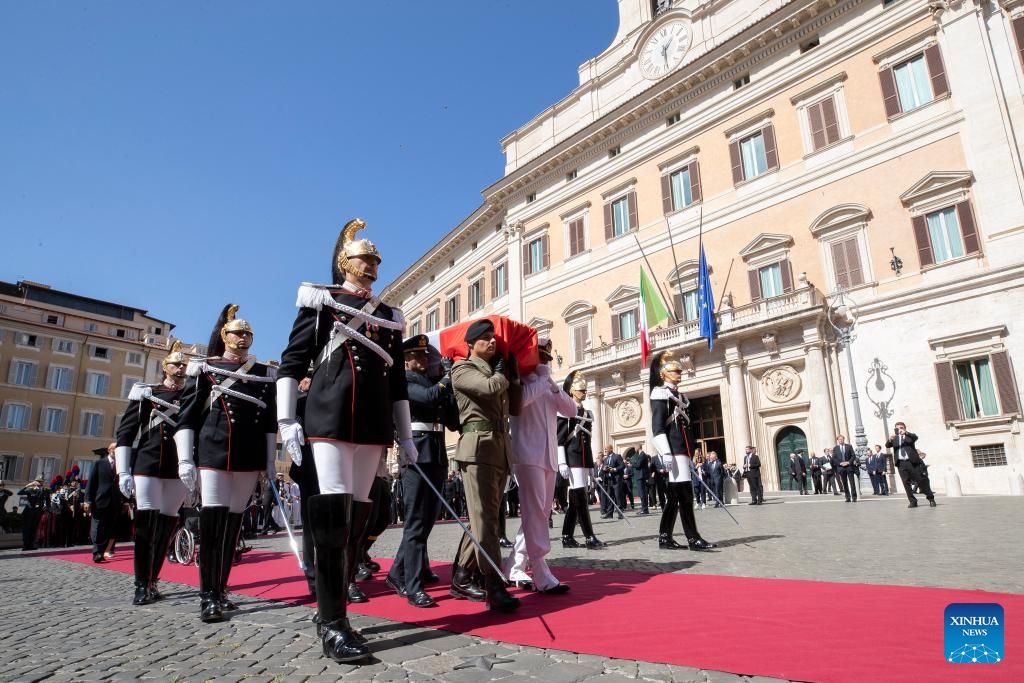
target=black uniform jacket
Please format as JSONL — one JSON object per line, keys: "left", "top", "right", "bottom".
{"left": 116, "top": 384, "right": 183, "bottom": 478}
{"left": 557, "top": 403, "right": 594, "bottom": 469}
{"left": 177, "top": 358, "right": 277, "bottom": 472}
{"left": 278, "top": 286, "right": 407, "bottom": 445}
{"left": 406, "top": 370, "right": 456, "bottom": 467}
{"left": 650, "top": 385, "right": 692, "bottom": 455}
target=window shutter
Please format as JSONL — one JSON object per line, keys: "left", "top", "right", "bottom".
{"left": 878, "top": 67, "right": 901, "bottom": 118}
{"left": 542, "top": 235, "right": 550, "bottom": 269}
{"left": 762, "top": 125, "right": 779, "bottom": 170}
{"left": 748, "top": 269, "right": 762, "bottom": 301}
{"left": 689, "top": 161, "right": 702, "bottom": 204}
{"left": 911, "top": 215, "right": 933, "bottom": 267}
{"left": 991, "top": 351, "right": 1021, "bottom": 416}
{"left": 661, "top": 174, "right": 673, "bottom": 214}
{"left": 831, "top": 240, "right": 851, "bottom": 288}
{"left": 491, "top": 268, "right": 497, "bottom": 298}
{"left": 571, "top": 218, "right": 585, "bottom": 255}
{"left": 7, "top": 363, "right": 16, "bottom": 384}
{"left": 934, "top": 361, "right": 961, "bottom": 423}
{"left": 522, "top": 241, "right": 531, "bottom": 276}
{"left": 843, "top": 238, "right": 864, "bottom": 287}
{"left": 611, "top": 314, "right": 621, "bottom": 343}
{"left": 808, "top": 101, "right": 826, "bottom": 151}
{"left": 672, "top": 291, "right": 683, "bottom": 320}
{"left": 956, "top": 201, "right": 980, "bottom": 255}
{"left": 729, "top": 140, "right": 744, "bottom": 184}
{"left": 779, "top": 258, "right": 794, "bottom": 293}
{"left": 924, "top": 45, "right": 949, "bottom": 98}
{"left": 1014, "top": 17, "right": 1024, "bottom": 71}
{"left": 604, "top": 201, "right": 614, "bottom": 240}
{"left": 627, "top": 191, "right": 638, "bottom": 231}
{"left": 11, "top": 455, "right": 24, "bottom": 480}
{"left": 821, "top": 96, "right": 840, "bottom": 145}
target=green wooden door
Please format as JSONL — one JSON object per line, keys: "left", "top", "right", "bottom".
{"left": 775, "top": 426, "right": 808, "bottom": 491}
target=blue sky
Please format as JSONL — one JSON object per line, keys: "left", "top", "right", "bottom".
{"left": 0, "top": 1, "right": 617, "bottom": 357}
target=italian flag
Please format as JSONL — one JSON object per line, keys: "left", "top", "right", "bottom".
{"left": 639, "top": 267, "right": 671, "bottom": 368}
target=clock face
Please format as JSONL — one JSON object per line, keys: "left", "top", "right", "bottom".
{"left": 639, "top": 20, "right": 692, "bottom": 80}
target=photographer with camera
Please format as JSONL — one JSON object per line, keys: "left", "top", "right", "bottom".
{"left": 885, "top": 422, "right": 936, "bottom": 508}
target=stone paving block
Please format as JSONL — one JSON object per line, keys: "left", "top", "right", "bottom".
{"left": 667, "top": 664, "right": 708, "bottom": 682}
{"left": 637, "top": 661, "right": 675, "bottom": 681}
{"left": 534, "top": 661, "right": 607, "bottom": 682}
{"left": 582, "top": 673, "right": 637, "bottom": 683}
{"left": 703, "top": 669, "right": 745, "bottom": 683}
{"left": 371, "top": 642, "right": 443, "bottom": 666}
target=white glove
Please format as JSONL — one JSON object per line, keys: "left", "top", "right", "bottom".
{"left": 397, "top": 438, "right": 418, "bottom": 466}
{"left": 557, "top": 446, "right": 570, "bottom": 479}
{"left": 266, "top": 433, "right": 278, "bottom": 480}
{"left": 279, "top": 420, "right": 305, "bottom": 466}
{"left": 118, "top": 472, "right": 135, "bottom": 499}
{"left": 174, "top": 428, "right": 197, "bottom": 492}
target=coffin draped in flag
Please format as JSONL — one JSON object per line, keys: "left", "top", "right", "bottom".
{"left": 639, "top": 268, "right": 670, "bottom": 368}
{"left": 437, "top": 315, "right": 540, "bottom": 375}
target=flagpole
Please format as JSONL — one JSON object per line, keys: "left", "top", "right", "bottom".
{"left": 633, "top": 232, "right": 678, "bottom": 323}
{"left": 667, "top": 209, "right": 687, "bottom": 322}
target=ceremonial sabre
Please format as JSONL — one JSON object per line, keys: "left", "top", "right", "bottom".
{"left": 407, "top": 460, "right": 507, "bottom": 583}
{"left": 269, "top": 480, "right": 307, "bottom": 571}
{"left": 689, "top": 463, "right": 740, "bottom": 526}
{"left": 590, "top": 476, "right": 634, "bottom": 527}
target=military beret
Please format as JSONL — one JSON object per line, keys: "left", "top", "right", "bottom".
{"left": 403, "top": 334, "right": 429, "bottom": 353}
{"left": 464, "top": 319, "right": 494, "bottom": 343}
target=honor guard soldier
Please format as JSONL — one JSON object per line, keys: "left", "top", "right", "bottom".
{"left": 557, "top": 371, "right": 606, "bottom": 549}
{"left": 649, "top": 351, "right": 715, "bottom": 551}
{"left": 276, "top": 219, "right": 415, "bottom": 663}
{"left": 174, "top": 304, "right": 278, "bottom": 623}
{"left": 384, "top": 334, "right": 457, "bottom": 608}
{"left": 115, "top": 341, "right": 190, "bottom": 605}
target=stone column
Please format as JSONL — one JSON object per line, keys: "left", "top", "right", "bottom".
{"left": 803, "top": 333, "right": 836, "bottom": 451}
{"left": 725, "top": 345, "right": 752, "bottom": 462}
{"left": 590, "top": 385, "right": 606, "bottom": 452}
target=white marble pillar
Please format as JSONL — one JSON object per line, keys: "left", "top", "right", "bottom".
{"left": 803, "top": 339, "right": 836, "bottom": 451}
{"left": 589, "top": 385, "right": 605, "bottom": 452}
{"left": 726, "top": 352, "right": 752, "bottom": 460}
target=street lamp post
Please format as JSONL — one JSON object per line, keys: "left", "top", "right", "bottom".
{"left": 865, "top": 357, "right": 898, "bottom": 492}
{"left": 826, "top": 286, "right": 872, "bottom": 491}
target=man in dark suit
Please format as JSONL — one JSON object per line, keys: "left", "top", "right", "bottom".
{"left": 600, "top": 446, "right": 625, "bottom": 519}
{"left": 651, "top": 452, "right": 669, "bottom": 509}
{"left": 885, "top": 421, "right": 936, "bottom": 508}
{"left": 633, "top": 446, "right": 652, "bottom": 515}
{"left": 84, "top": 443, "right": 123, "bottom": 563}
{"left": 788, "top": 452, "right": 808, "bottom": 495}
{"left": 742, "top": 446, "right": 764, "bottom": 505}
{"left": 832, "top": 435, "right": 859, "bottom": 502}
{"left": 809, "top": 452, "right": 824, "bottom": 494}
{"left": 704, "top": 451, "right": 727, "bottom": 507}
{"left": 867, "top": 445, "right": 888, "bottom": 495}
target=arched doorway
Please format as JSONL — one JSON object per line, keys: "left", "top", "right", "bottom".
{"left": 775, "top": 426, "right": 808, "bottom": 492}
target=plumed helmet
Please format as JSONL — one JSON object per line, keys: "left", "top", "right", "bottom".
{"left": 162, "top": 340, "right": 188, "bottom": 370}
{"left": 332, "top": 218, "right": 381, "bottom": 283}
{"left": 563, "top": 370, "right": 588, "bottom": 395}
{"left": 208, "top": 303, "right": 253, "bottom": 357}
{"left": 649, "top": 350, "right": 683, "bottom": 389}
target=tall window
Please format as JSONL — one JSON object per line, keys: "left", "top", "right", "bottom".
{"left": 53, "top": 338, "right": 75, "bottom": 354}
{"left": 912, "top": 202, "right": 979, "bottom": 267}
{"left": 805, "top": 96, "right": 842, "bottom": 151}
{"left": 611, "top": 308, "right": 639, "bottom": 342}
{"left": 9, "top": 360, "right": 38, "bottom": 387}
{"left": 523, "top": 236, "right": 550, "bottom": 275}
{"left": 730, "top": 126, "right": 778, "bottom": 184}
{"left": 1, "top": 403, "right": 31, "bottom": 430}
{"left": 491, "top": 261, "right": 508, "bottom": 298}
{"left": 935, "top": 350, "right": 1020, "bottom": 423}
{"left": 31, "top": 456, "right": 59, "bottom": 483}
{"left": 567, "top": 217, "right": 586, "bottom": 257}
{"left": 90, "top": 346, "right": 110, "bottom": 360}
{"left": 831, "top": 237, "right": 865, "bottom": 288}
{"left": 425, "top": 308, "right": 439, "bottom": 332}
{"left": 571, "top": 323, "right": 591, "bottom": 364}
{"left": 1, "top": 454, "right": 24, "bottom": 480}
{"left": 672, "top": 290, "right": 699, "bottom": 321}
{"left": 468, "top": 279, "right": 483, "bottom": 313}
{"left": 40, "top": 407, "right": 67, "bottom": 433}
{"left": 748, "top": 260, "right": 794, "bottom": 301}
{"left": 662, "top": 162, "right": 702, "bottom": 214}
{"left": 15, "top": 332, "right": 42, "bottom": 348}
{"left": 85, "top": 371, "right": 109, "bottom": 396}
{"left": 445, "top": 292, "right": 460, "bottom": 326}
{"left": 46, "top": 365, "right": 74, "bottom": 392}
{"left": 81, "top": 411, "right": 104, "bottom": 437}
{"left": 126, "top": 351, "right": 144, "bottom": 366}
{"left": 878, "top": 46, "right": 948, "bottom": 118}
{"left": 603, "top": 191, "right": 638, "bottom": 240}
{"left": 955, "top": 359, "right": 999, "bottom": 419}
{"left": 409, "top": 319, "right": 421, "bottom": 337}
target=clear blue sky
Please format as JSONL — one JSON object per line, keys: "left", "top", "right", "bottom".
{"left": 1, "top": 1, "right": 617, "bottom": 357}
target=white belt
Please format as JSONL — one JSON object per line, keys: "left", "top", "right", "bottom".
{"left": 411, "top": 422, "right": 444, "bottom": 433}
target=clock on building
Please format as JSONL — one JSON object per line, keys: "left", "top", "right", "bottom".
{"left": 639, "top": 20, "right": 692, "bottom": 80}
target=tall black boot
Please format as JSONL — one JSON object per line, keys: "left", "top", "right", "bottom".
{"left": 218, "top": 512, "right": 244, "bottom": 611}
{"left": 132, "top": 509, "right": 157, "bottom": 606}
{"left": 575, "top": 488, "right": 605, "bottom": 549}
{"left": 346, "top": 500, "right": 372, "bottom": 604}
{"left": 198, "top": 506, "right": 229, "bottom": 622}
{"left": 659, "top": 484, "right": 685, "bottom": 549}
{"left": 561, "top": 488, "right": 580, "bottom": 547}
{"left": 308, "top": 493, "right": 368, "bottom": 663}
{"left": 677, "top": 482, "right": 715, "bottom": 550}
{"left": 148, "top": 513, "right": 177, "bottom": 601}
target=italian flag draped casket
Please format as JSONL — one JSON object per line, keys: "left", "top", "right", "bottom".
{"left": 433, "top": 315, "right": 540, "bottom": 376}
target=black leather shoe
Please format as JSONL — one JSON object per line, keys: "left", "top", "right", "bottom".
{"left": 147, "top": 582, "right": 165, "bottom": 602}
{"left": 561, "top": 536, "right": 581, "bottom": 548}
{"left": 659, "top": 534, "right": 686, "bottom": 549}
{"left": 320, "top": 619, "right": 370, "bottom": 662}
{"left": 748, "top": 501, "right": 758, "bottom": 505}
{"left": 584, "top": 535, "right": 607, "bottom": 549}
{"left": 133, "top": 582, "right": 152, "bottom": 606}
{"left": 421, "top": 571, "right": 439, "bottom": 584}
{"left": 450, "top": 567, "right": 487, "bottom": 602}
{"left": 485, "top": 585, "right": 521, "bottom": 612}
{"left": 929, "top": 499, "right": 937, "bottom": 508}
{"left": 499, "top": 537, "right": 514, "bottom": 548}
{"left": 907, "top": 502, "right": 918, "bottom": 508}
{"left": 407, "top": 590, "right": 437, "bottom": 608}
{"left": 93, "top": 553, "right": 104, "bottom": 563}
{"left": 384, "top": 574, "right": 407, "bottom": 597}
{"left": 220, "top": 592, "right": 238, "bottom": 611}
{"left": 347, "top": 582, "right": 368, "bottom": 604}
{"left": 600, "top": 514, "right": 612, "bottom": 519}
{"left": 363, "top": 556, "right": 381, "bottom": 573}
{"left": 354, "top": 564, "right": 373, "bottom": 582}
{"left": 687, "top": 537, "right": 716, "bottom": 551}
{"left": 538, "top": 583, "right": 570, "bottom": 595}
{"left": 200, "top": 593, "right": 224, "bottom": 623}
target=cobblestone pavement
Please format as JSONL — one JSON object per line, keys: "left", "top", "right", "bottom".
{"left": 2, "top": 493, "right": 1021, "bottom": 682}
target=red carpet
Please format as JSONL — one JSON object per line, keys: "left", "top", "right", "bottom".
{"left": 47, "top": 547, "right": 1023, "bottom": 682}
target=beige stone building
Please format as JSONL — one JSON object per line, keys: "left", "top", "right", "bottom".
{"left": 0, "top": 280, "right": 194, "bottom": 488}
{"left": 388, "top": 0, "right": 1024, "bottom": 495}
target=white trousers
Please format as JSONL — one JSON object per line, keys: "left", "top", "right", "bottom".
{"left": 201, "top": 470, "right": 259, "bottom": 512}
{"left": 507, "top": 464, "right": 560, "bottom": 590}
{"left": 312, "top": 440, "right": 380, "bottom": 502}
{"left": 569, "top": 466, "right": 589, "bottom": 490}
{"left": 134, "top": 476, "right": 187, "bottom": 515}
{"left": 667, "top": 455, "right": 693, "bottom": 483}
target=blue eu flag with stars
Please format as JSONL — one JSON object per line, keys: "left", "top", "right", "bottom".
{"left": 698, "top": 243, "right": 717, "bottom": 350}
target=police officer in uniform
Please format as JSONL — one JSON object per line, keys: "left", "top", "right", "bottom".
{"left": 276, "top": 219, "right": 415, "bottom": 663}
{"left": 115, "top": 341, "right": 190, "bottom": 605}
{"left": 558, "top": 371, "right": 606, "bottom": 549}
{"left": 175, "top": 304, "right": 278, "bottom": 624}
{"left": 649, "top": 351, "right": 715, "bottom": 551}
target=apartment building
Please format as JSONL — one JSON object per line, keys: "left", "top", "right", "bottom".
{"left": 387, "top": 0, "right": 1024, "bottom": 494}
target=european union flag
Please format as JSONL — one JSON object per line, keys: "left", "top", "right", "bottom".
{"left": 698, "top": 243, "right": 717, "bottom": 350}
